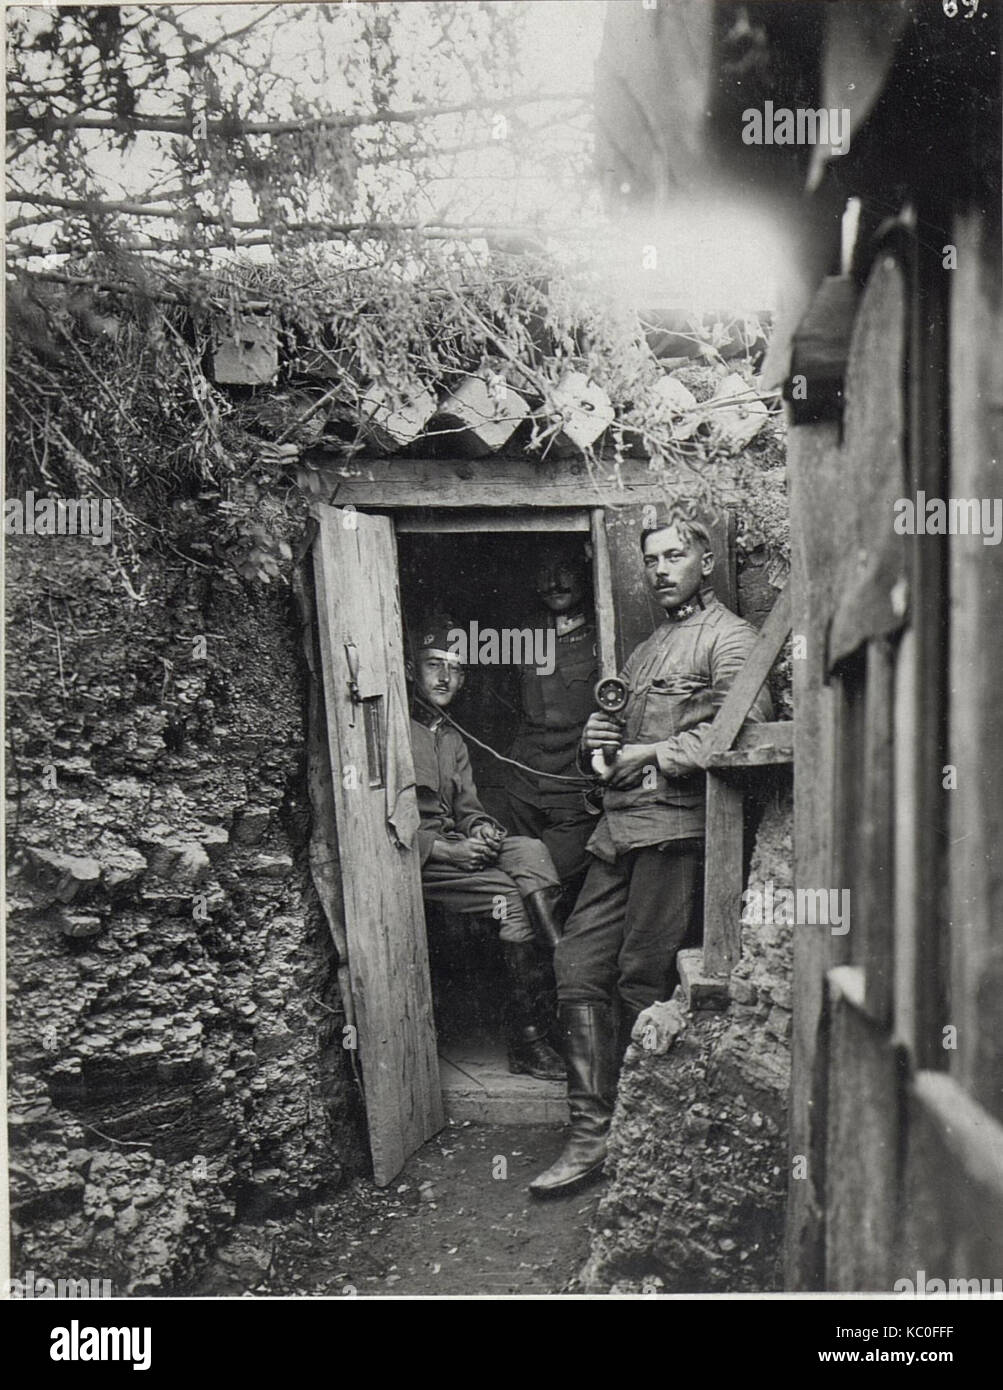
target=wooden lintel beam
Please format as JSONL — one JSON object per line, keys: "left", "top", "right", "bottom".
{"left": 314, "top": 455, "right": 684, "bottom": 509}
{"left": 392, "top": 508, "right": 589, "bottom": 533}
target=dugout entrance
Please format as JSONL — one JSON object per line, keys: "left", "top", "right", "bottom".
{"left": 311, "top": 475, "right": 736, "bottom": 1183}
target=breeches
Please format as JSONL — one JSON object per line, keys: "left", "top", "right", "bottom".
{"left": 554, "top": 840, "right": 704, "bottom": 1011}
{"left": 505, "top": 792, "right": 595, "bottom": 888}
{"left": 421, "top": 835, "right": 560, "bottom": 944}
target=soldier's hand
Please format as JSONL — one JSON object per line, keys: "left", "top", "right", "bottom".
{"left": 471, "top": 822, "right": 505, "bottom": 849}
{"left": 582, "top": 712, "right": 624, "bottom": 753}
{"left": 607, "top": 744, "right": 658, "bottom": 789}
{"left": 449, "top": 837, "right": 497, "bottom": 872}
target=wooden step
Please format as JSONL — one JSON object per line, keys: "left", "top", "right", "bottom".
{"left": 438, "top": 1039, "right": 568, "bottom": 1126}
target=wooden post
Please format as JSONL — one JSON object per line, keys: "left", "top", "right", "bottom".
{"left": 590, "top": 508, "right": 617, "bottom": 678}
{"left": 699, "top": 582, "right": 793, "bottom": 978}
{"left": 703, "top": 774, "right": 745, "bottom": 975}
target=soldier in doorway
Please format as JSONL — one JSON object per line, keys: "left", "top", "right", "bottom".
{"left": 408, "top": 617, "right": 565, "bottom": 1080}
{"left": 530, "top": 511, "right": 773, "bottom": 1195}
{"left": 505, "top": 539, "right": 599, "bottom": 913}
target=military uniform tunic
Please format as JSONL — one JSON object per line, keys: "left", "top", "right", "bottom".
{"left": 505, "top": 613, "right": 598, "bottom": 886}
{"left": 555, "top": 593, "right": 774, "bottom": 1010}
{"left": 411, "top": 710, "right": 560, "bottom": 945}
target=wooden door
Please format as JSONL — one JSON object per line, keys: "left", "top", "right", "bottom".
{"left": 313, "top": 504, "right": 443, "bottom": 1185}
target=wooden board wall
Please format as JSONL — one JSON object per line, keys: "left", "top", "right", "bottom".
{"left": 788, "top": 207, "right": 1003, "bottom": 1292}
{"left": 947, "top": 206, "right": 1003, "bottom": 1122}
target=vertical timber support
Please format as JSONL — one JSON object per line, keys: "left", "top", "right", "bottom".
{"left": 702, "top": 774, "right": 745, "bottom": 975}
{"left": 590, "top": 507, "right": 617, "bottom": 679}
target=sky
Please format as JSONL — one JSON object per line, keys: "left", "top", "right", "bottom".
{"left": 9, "top": 2, "right": 781, "bottom": 311}
{"left": 9, "top": 3, "right": 606, "bottom": 244}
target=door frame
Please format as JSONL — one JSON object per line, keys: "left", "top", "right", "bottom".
{"left": 322, "top": 494, "right": 737, "bottom": 1145}
{"left": 373, "top": 503, "right": 618, "bottom": 1102}
{"left": 385, "top": 504, "right": 618, "bottom": 678}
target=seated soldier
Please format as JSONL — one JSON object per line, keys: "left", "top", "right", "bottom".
{"left": 408, "top": 616, "right": 565, "bottom": 1080}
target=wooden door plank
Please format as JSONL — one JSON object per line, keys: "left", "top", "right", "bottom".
{"left": 907, "top": 235, "right": 950, "bottom": 1070}
{"left": 859, "top": 638, "right": 895, "bottom": 1023}
{"left": 904, "top": 1073, "right": 1003, "bottom": 1281}
{"left": 830, "top": 653, "right": 864, "bottom": 973}
{"left": 947, "top": 208, "right": 1003, "bottom": 1116}
{"left": 313, "top": 505, "right": 443, "bottom": 1184}
{"left": 785, "top": 415, "right": 846, "bottom": 1291}
{"left": 892, "top": 626, "right": 920, "bottom": 1056}
{"left": 291, "top": 561, "right": 358, "bottom": 1058}
{"left": 824, "top": 970, "right": 899, "bottom": 1290}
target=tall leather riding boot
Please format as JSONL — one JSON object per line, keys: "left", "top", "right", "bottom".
{"left": 524, "top": 884, "right": 566, "bottom": 952}
{"left": 529, "top": 1002, "right": 617, "bottom": 1196}
{"left": 502, "top": 942, "right": 565, "bottom": 1080}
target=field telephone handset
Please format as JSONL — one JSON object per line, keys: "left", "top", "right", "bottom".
{"left": 590, "top": 676, "right": 629, "bottom": 782}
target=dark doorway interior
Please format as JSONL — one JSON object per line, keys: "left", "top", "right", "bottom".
{"left": 397, "top": 528, "right": 593, "bottom": 821}
{"left": 396, "top": 528, "right": 584, "bottom": 1123}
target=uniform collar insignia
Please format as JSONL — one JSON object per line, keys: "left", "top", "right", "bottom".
{"left": 665, "top": 589, "right": 716, "bottom": 623}
{"left": 555, "top": 612, "right": 587, "bottom": 637}
{"left": 667, "top": 598, "right": 701, "bottom": 622}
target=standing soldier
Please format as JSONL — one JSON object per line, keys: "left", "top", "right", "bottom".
{"left": 530, "top": 511, "right": 773, "bottom": 1195}
{"left": 505, "top": 539, "right": 598, "bottom": 915}
{"left": 408, "top": 617, "right": 565, "bottom": 1080}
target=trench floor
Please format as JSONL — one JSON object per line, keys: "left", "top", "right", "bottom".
{"left": 187, "top": 1123, "right": 600, "bottom": 1298}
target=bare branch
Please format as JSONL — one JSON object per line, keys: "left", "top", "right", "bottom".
{"left": 7, "top": 196, "right": 549, "bottom": 246}
{"left": 8, "top": 91, "right": 590, "bottom": 137}
{"left": 153, "top": 4, "right": 280, "bottom": 67}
